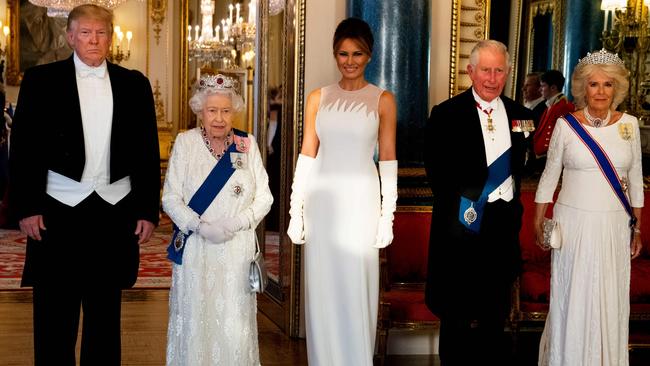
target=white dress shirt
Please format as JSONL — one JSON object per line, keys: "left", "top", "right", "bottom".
{"left": 524, "top": 96, "right": 544, "bottom": 110}
{"left": 472, "top": 88, "right": 514, "bottom": 203}
{"left": 46, "top": 53, "right": 131, "bottom": 206}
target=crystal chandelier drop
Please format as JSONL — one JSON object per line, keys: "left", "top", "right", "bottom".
{"left": 188, "top": 1, "right": 256, "bottom": 68}
{"left": 28, "top": 0, "right": 130, "bottom": 17}
{"left": 269, "top": 0, "right": 284, "bottom": 16}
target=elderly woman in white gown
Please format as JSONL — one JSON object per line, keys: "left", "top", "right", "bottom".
{"left": 533, "top": 50, "right": 644, "bottom": 366}
{"left": 162, "top": 74, "right": 272, "bottom": 365}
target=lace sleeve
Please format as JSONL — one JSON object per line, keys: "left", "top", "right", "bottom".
{"left": 535, "top": 117, "right": 566, "bottom": 203}
{"left": 238, "top": 135, "right": 273, "bottom": 229}
{"left": 628, "top": 116, "right": 644, "bottom": 208}
{"left": 161, "top": 133, "right": 201, "bottom": 234}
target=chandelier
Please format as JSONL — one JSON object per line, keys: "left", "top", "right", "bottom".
{"left": 188, "top": 1, "right": 256, "bottom": 68}
{"left": 601, "top": 0, "right": 650, "bottom": 119}
{"left": 28, "top": 0, "right": 129, "bottom": 17}
{"left": 269, "top": 0, "right": 284, "bottom": 16}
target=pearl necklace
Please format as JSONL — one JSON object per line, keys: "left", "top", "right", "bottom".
{"left": 201, "top": 127, "right": 232, "bottom": 160}
{"left": 583, "top": 108, "right": 611, "bottom": 128}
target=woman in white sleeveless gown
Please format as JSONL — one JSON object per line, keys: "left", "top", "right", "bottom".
{"left": 287, "top": 18, "right": 398, "bottom": 365}
{"left": 534, "top": 50, "right": 644, "bottom": 366}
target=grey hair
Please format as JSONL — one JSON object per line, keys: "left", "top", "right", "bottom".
{"left": 571, "top": 63, "right": 629, "bottom": 109}
{"left": 189, "top": 88, "right": 246, "bottom": 116}
{"left": 469, "top": 40, "right": 511, "bottom": 69}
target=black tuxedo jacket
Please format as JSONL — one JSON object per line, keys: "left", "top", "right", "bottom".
{"left": 423, "top": 88, "right": 532, "bottom": 318}
{"left": 9, "top": 56, "right": 160, "bottom": 288}
{"left": 9, "top": 56, "right": 160, "bottom": 224}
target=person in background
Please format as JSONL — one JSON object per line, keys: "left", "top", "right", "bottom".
{"left": 9, "top": 4, "right": 160, "bottom": 364}
{"left": 286, "top": 17, "right": 398, "bottom": 365}
{"left": 522, "top": 72, "right": 546, "bottom": 124}
{"left": 534, "top": 49, "right": 643, "bottom": 366}
{"left": 265, "top": 86, "right": 282, "bottom": 232}
{"left": 163, "top": 73, "right": 272, "bottom": 365}
{"left": 533, "top": 69, "right": 575, "bottom": 157}
{"left": 522, "top": 72, "right": 546, "bottom": 175}
{"left": 424, "top": 40, "right": 532, "bottom": 365}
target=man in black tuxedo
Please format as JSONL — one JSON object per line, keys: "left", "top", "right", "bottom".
{"left": 424, "top": 40, "right": 531, "bottom": 365}
{"left": 9, "top": 4, "right": 160, "bottom": 365}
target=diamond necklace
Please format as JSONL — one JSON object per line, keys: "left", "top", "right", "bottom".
{"left": 201, "top": 127, "right": 232, "bottom": 160}
{"left": 583, "top": 108, "right": 611, "bottom": 128}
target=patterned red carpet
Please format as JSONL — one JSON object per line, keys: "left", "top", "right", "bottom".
{"left": 0, "top": 218, "right": 173, "bottom": 290}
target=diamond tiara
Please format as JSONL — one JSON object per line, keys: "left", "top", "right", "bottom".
{"left": 577, "top": 49, "right": 625, "bottom": 67}
{"left": 198, "top": 74, "right": 238, "bottom": 91}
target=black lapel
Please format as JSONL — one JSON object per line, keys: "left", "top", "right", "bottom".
{"left": 458, "top": 89, "right": 488, "bottom": 170}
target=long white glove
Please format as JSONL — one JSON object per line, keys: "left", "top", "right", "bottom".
{"left": 374, "top": 160, "right": 398, "bottom": 248}
{"left": 287, "top": 154, "right": 315, "bottom": 244}
{"left": 198, "top": 221, "right": 235, "bottom": 244}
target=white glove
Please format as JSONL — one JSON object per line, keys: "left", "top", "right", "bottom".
{"left": 287, "top": 154, "right": 315, "bottom": 244}
{"left": 198, "top": 221, "right": 234, "bottom": 244}
{"left": 222, "top": 216, "right": 250, "bottom": 233}
{"left": 374, "top": 160, "right": 398, "bottom": 248}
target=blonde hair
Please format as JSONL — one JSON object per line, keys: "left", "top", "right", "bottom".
{"left": 67, "top": 4, "right": 114, "bottom": 34}
{"left": 571, "top": 63, "right": 629, "bottom": 109}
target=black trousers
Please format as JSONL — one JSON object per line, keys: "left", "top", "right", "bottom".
{"left": 27, "top": 193, "right": 139, "bottom": 365}
{"left": 33, "top": 282, "right": 122, "bottom": 365}
{"left": 438, "top": 283, "right": 512, "bottom": 366}
{"left": 436, "top": 200, "right": 521, "bottom": 366}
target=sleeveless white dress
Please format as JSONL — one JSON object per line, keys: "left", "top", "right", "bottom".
{"left": 303, "top": 83, "right": 383, "bottom": 366}
{"left": 535, "top": 114, "right": 644, "bottom": 366}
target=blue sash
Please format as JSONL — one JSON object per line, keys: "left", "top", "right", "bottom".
{"left": 458, "top": 148, "right": 511, "bottom": 232}
{"left": 563, "top": 113, "right": 637, "bottom": 227}
{"left": 166, "top": 129, "right": 248, "bottom": 265}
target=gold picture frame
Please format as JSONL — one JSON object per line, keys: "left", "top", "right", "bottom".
{"left": 6, "top": 0, "right": 73, "bottom": 86}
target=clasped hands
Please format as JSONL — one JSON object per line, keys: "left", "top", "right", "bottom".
{"left": 198, "top": 216, "right": 247, "bottom": 244}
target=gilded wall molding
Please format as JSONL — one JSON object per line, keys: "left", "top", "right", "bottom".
{"left": 152, "top": 79, "right": 169, "bottom": 128}
{"left": 449, "top": 0, "right": 490, "bottom": 97}
{"left": 506, "top": 0, "right": 523, "bottom": 98}
{"left": 149, "top": 0, "right": 166, "bottom": 45}
{"left": 6, "top": 0, "right": 20, "bottom": 86}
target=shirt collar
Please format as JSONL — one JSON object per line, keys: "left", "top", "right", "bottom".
{"left": 545, "top": 92, "right": 563, "bottom": 108}
{"left": 525, "top": 96, "right": 544, "bottom": 109}
{"left": 74, "top": 52, "right": 108, "bottom": 79}
{"left": 472, "top": 88, "right": 500, "bottom": 111}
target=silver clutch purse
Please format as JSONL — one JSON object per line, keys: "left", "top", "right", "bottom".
{"left": 249, "top": 234, "right": 268, "bottom": 293}
{"left": 542, "top": 218, "right": 562, "bottom": 249}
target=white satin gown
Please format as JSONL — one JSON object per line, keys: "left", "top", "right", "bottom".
{"left": 535, "top": 113, "right": 643, "bottom": 366}
{"left": 303, "top": 83, "right": 384, "bottom": 366}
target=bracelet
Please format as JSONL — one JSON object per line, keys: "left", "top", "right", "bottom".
{"left": 633, "top": 228, "right": 641, "bottom": 234}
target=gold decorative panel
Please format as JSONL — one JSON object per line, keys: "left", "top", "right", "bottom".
{"left": 449, "top": 0, "right": 490, "bottom": 97}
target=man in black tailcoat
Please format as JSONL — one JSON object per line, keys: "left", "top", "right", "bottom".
{"left": 424, "top": 40, "right": 532, "bottom": 365}
{"left": 9, "top": 4, "right": 160, "bottom": 365}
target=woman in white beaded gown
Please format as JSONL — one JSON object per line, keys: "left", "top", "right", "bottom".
{"left": 534, "top": 50, "right": 644, "bottom": 366}
{"left": 162, "top": 74, "right": 272, "bottom": 365}
{"left": 287, "top": 18, "right": 397, "bottom": 365}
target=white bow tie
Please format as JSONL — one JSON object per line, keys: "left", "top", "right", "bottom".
{"left": 77, "top": 64, "right": 107, "bottom": 78}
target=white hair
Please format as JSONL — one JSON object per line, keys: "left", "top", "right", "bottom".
{"left": 469, "top": 40, "right": 511, "bottom": 69}
{"left": 188, "top": 88, "right": 245, "bottom": 116}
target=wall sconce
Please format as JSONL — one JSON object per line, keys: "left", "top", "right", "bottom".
{"left": 601, "top": 0, "right": 650, "bottom": 119}
{"left": 108, "top": 25, "right": 132, "bottom": 64}
{"left": 0, "top": 21, "right": 10, "bottom": 59}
